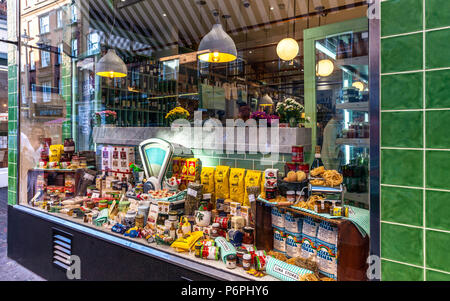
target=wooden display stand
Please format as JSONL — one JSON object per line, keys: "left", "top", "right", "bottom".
{"left": 255, "top": 199, "right": 369, "bottom": 281}
{"left": 26, "top": 168, "right": 85, "bottom": 203}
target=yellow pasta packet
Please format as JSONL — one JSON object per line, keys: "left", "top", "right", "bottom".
{"left": 260, "top": 171, "right": 266, "bottom": 200}
{"left": 215, "top": 166, "right": 230, "bottom": 199}
{"left": 229, "top": 168, "right": 246, "bottom": 205}
{"left": 243, "top": 170, "right": 263, "bottom": 206}
{"left": 49, "top": 145, "right": 63, "bottom": 162}
{"left": 170, "top": 231, "right": 204, "bottom": 252}
{"left": 201, "top": 167, "right": 216, "bottom": 203}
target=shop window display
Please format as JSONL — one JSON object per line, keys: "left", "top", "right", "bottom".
{"left": 16, "top": 0, "right": 372, "bottom": 281}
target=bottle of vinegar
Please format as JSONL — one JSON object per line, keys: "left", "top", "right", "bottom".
{"left": 310, "top": 145, "right": 324, "bottom": 171}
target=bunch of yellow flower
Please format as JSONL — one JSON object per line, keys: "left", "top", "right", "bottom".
{"left": 165, "top": 107, "right": 190, "bottom": 124}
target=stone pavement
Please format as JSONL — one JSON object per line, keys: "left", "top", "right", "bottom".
{"left": 0, "top": 188, "right": 45, "bottom": 281}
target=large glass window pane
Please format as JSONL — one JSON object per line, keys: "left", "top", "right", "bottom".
{"left": 16, "top": 0, "right": 373, "bottom": 281}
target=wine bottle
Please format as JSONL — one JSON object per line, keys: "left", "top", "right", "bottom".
{"left": 310, "top": 145, "right": 324, "bottom": 171}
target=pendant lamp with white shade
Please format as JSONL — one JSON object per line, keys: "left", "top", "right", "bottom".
{"left": 95, "top": 2, "right": 127, "bottom": 78}
{"left": 316, "top": 59, "right": 334, "bottom": 77}
{"left": 277, "top": 38, "right": 299, "bottom": 61}
{"left": 276, "top": 0, "right": 299, "bottom": 61}
{"left": 198, "top": 23, "right": 237, "bottom": 63}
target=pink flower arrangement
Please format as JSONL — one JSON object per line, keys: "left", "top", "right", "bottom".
{"left": 96, "top": 110, "right": 117, "bottom": 117}
{"left": 250, "top": 112, "right": 280, "bottom": 125}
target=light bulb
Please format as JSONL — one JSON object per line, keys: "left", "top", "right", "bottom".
{"left": 276, "top": 38, "right": 299, "bottom": 61}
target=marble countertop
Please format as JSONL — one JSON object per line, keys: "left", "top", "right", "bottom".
{"left": 93, "top": 126, "right": 312, "bottom": 154}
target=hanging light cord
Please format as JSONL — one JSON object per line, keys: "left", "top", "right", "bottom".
{"left": 107, "top": 2, "right": 117, "bottom": 49}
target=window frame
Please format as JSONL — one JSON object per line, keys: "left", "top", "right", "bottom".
{"left": 39, "top": 14, "right": 50, "bottom": 35}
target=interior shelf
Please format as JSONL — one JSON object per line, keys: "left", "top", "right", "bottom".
{"left": 336, "top": 101, "right": 369, "bottom": 111}
{"left": 336, "top": 138, "right": 369, "bottom": 147}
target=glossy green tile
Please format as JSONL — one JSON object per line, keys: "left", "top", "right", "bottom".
{"left": 381, "top": 149, "right": 423, "bottom": 187}
{"left": 381, "top": 223, "right": 423, "bottom": 266}
{"left": 8, "top": 190, "right": 16, "bottom": 206}
{"left": 426, "top": 69, "right": 450, "bottom": 109}
{"left": 381, "top": 73, "right": 423, "bottom": 110}
{"left": 426, "top": 190, "right": 450, "bottom": 232}
{"left": 426, "top": 111, "right": 450, "bottom": 149}
{"left": 381, "top": 260, "right": 424, "bottom": 281}
{"left": 426, "top": 270, "right": 450, "bottom": 281}
{"left": 426, "top": 0, "right": 450, "bottom": 29}
{"left": 227, "top": 152, "right": 247, "bottom": 159}
{"left": 426, "top": 29, "right": 450, "bottom": 69}
{"left": 272, "top": 162, "right": 286, "bottom": 173}
{"left": 426, "top": 230, "right": 450, "bottom": 273}
{"left": 426, "top": 151, "right": 450, "bottom": 190}
{"left": 254, "top": 160, "right": 273, "bottom": 171}
{"left": 381, "top": 0, "right": 423, "bottom": 37}
{"left": 197, "top": 157, "right": 220, "bottom": 168}
{"left": 245, "top": 153, "right": 263, "bottom": 160}
{"left": 381, "top": 111, "right": 423, "bottom": 148}
{"left": 381, "top": 186, "right": 423, "bottom": 226}
{"left": 236, "top": 159, "right": 254, "bottom": 170}
{"left": 220, "top": 158, "right": 236, "bottom": 168}
{"left": 382, "top": 33, "right": 423, "bottom": 73}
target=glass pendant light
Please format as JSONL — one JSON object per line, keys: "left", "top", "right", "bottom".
{"left": 277, "top": 38, "right": 299, "bottom": 61}
{"left": 315, "top": 8, "right": 334, "bottom": 77}
{"left": 277, "top": 0, "right": 299, "bottom": 61}
{"left": 198, "top": 23, "right": 237, "bottom": 63}
{"left": 96, "top": 2, "right": 127, "bottom": 78}
{"left": 352, "top": 81, "right": 365, "bottom": 91}
{"left": 316, "top": 59, "right": 334, "bottom": 77}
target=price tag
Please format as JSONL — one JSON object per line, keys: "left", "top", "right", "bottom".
{"left": 91, "top": 192, "right": 100, "bottom": 199}
{"left": 187, "top": 188, "right": 197, "bottom": 197}
{"left": 249, "top": 194, "right": 256, "bottom": 203}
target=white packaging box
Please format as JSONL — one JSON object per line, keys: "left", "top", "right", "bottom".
{"left": 118, "top": 147, "right": 135, "bottom": 173}
{"left": 101, "top": 146, "right": 114, "bottom": 173}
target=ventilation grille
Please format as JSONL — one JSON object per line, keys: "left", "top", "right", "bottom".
{"left": 52, "top": 228, "right": 73, "bottom": 270}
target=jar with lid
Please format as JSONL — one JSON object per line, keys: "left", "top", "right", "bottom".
{"left": 242, "top": 254, "right": 252, "bottom": 271}
{"left": 40, "top": 138, "right": 52, "bottom": 161}
{"left": 63, "top": 138, "right": 75, "bottom": 159}
{"left": 211, "top": 223, "right": 220, "bottom": 238}
{"left": 79, "top": 157, "right": 88, "bottom": 168}
{"left": 225, "top": 254, "right": 237, "bottom": 269}
{"left": 286, "top": 191, "right": 296, "bottom": 203}
{"left": 242, "top": 227, "right": 254, "bottom": 246}
{"left": 202, "top": 193, "right": 212, "bottom": 210}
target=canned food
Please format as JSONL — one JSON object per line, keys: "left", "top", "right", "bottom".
{"left": 200, "top": 246, "right": 220, "bottom": 260}
{"left": 292, "top": 145, "right": 304, "bottom": 163}
{"left": 214, "top": 217, "right": 229, "bottom": 229}
{"left": 266, "top": 188, "right": 277, "bottom": 200}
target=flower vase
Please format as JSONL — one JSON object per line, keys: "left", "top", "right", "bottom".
{"left": 288, "top": 117, "right": 299, "bottom": 128}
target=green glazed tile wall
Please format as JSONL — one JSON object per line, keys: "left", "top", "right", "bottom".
{"left": 380, "top": 0, "right": 450, "bottom": 280}
{"left": 7, "top": 0, "right": 17, "bottom": 206}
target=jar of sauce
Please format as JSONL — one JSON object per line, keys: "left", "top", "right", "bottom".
{"left": 243, "top": 254, "right": 252, "bottom": 271}
{"left": 63, "top": 138, "right": 75, "bottom": 159}
{"left": 40, "top": 138, "right": 52, "bottom": 161}
{"left": 242, "top": 227, "right": 254, "bottom": 246}
{"left": 225, "top": 254, "right": 237, "bottom": 269}
{"left": 211, "top": 223, "right": 220, "bottom": 238}
{"left": 286, "top": 191, "right": 296, "bottom": 203}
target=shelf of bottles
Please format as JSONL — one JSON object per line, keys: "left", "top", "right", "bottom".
{"left": 337, "top": 84, "right": 370, "bottom": 207}
{"left": 97, "top": 56, "right": 180, "bottom": 127}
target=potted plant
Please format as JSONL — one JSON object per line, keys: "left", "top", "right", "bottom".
{"left": 165, "top": 107, "right": 190, "bottom": 126}
{"left": 275, "top": 98, "right": 304, "bottom": 127}
{"left": 250, "top": 111, "right": 269, "bottom": 123}
{"left": 94, "top": 110, "right": 117, "bottom": 127}
{"left": 250, "top": 112, "right": 280, "bottom": 127}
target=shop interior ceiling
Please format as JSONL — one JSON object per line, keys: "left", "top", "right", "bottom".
{"left": 88, "top": 0, "right": 366, "bottom": 92}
